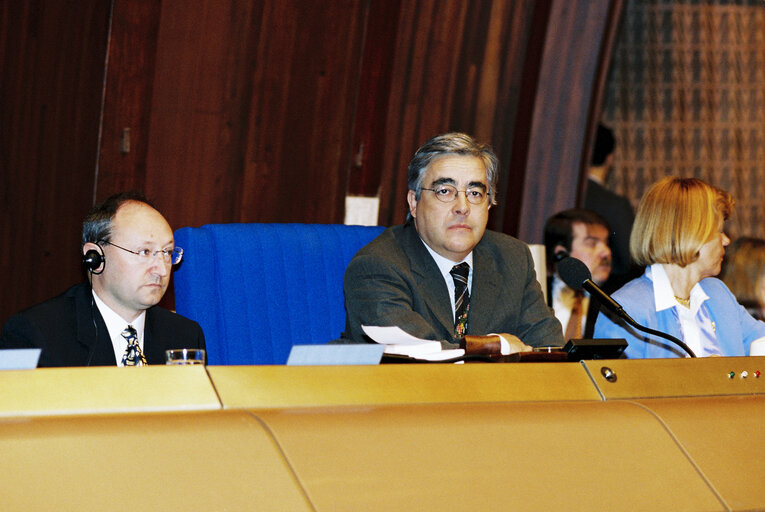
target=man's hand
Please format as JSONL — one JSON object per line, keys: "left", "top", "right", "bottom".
{"left": 495, "top": 333, "right": 532, "bottom": 354}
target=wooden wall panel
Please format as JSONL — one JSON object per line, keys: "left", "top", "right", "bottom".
{"left": 348, "top": 0, "right": 403, "bottom": 197}
{"left": 1, "top": 0, "right": 622, "bottom": 324}
{"left": 96, "top": 0, "right": 162, "bottom": 198}
{"left": 372, "top": 0, "right": 542, "bottom": 229}
{"left": 0, "top": 1, "right": 111, "bottom": 324}
{"left": 139, "top": 0, "right": 369, "bottom": 230}
{"left": 237, "top": 0, "right": 369, "bottom": 225}
{"left": 141, "top": 0, "right": 261, "bottom": 229}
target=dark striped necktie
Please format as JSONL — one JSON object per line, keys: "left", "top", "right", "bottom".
{"left": 450, "top": 262, "right": 470, "bottom": 339}
{"left": 121, "top": 325, "right": 147, "bottom": 366}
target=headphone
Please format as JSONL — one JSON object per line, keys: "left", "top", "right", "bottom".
{"left": 553, "top": 249, "right": 570, "bottom": 262}
{"left": 82, "top": 244, "right": 105, "bottom": 274}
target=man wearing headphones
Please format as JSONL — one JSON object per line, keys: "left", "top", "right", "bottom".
{"left": 0, "top": 191, "right": 205, "bottom": 366}
{"left": 543, "top": 208, "right": 612, "bottom": 340}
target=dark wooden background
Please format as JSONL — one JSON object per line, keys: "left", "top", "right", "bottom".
{"left": 0, "top": 0, "right": 622, "bottom": 324}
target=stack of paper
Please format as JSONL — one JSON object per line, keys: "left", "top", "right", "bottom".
{"left": 362, "top": 325, "right": 465, "bottom": 361}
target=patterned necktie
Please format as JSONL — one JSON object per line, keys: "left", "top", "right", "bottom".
{"left": 564, "top": 290, "right": 584, "bottom": 340}
{"left": 121, "top": 325, "right": 147, "bottom": 366}
{"left": 450, "top": 262, "right": 470, "bottom": 338}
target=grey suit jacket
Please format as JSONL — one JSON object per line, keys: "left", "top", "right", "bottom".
{"left": 343, "top": 222, "right": 563, "bottom": 348}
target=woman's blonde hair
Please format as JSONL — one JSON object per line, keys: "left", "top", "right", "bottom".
{"left": 630, "top": 177, "right": 733, "bottom": 267}
{"left": 721, "top": 237, "right": 765, "bottom": 309}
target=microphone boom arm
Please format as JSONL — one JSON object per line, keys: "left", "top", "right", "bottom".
{"left": 583, "top": 280, "right": 697, "bottom": 358}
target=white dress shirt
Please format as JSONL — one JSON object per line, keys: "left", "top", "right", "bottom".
{"left": 92, "top": 291, "right": 147, "bottom": 366}
{"left": 421, "top": 240, "right": 474, "bottom": 321}
{"left": 648, "top": 264, "right": 721, "bottom": 357}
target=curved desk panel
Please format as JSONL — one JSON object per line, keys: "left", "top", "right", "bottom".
{"left": 635, "top": 395, "right": 765, "bottom": 511}
{"left": 0, "top": 411, "right": 312, "bottom": 511}
{"left": 253, "top": 401, "right": 724, "bottom": 511}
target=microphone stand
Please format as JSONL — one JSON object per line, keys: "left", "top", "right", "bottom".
{"left": 584, "top": 281, "right": 697, "bottom": 358}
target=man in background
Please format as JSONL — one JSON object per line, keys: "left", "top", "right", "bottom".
{"left": 544, "top": 208, "right": 612, "bottom": 340}
{"left": 584, "top": 123, "right": 637, "bottom": 290}
{"left": 343, "top": 132, "right": 563, "bottom": 350}
{"left": 0, "top": 191, "right": 205, "bottom": 366}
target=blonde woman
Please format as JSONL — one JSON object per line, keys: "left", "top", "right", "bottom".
{"left": 594, "top": 177, "right": 765, "bottom": 358}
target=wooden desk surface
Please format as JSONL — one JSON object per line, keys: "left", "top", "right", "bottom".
{"left": 0, "top": 365, "right": 220, "bottom": 416}
{"left": 581, "top": 356, "right": 765, "bottom": 399}
{"left": 206, "top": 362, "right": 601, "bottom": 409}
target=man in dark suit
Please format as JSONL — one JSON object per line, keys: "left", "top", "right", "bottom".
{"left": 343, "top": 133, "right": 563, "bottom": 350}
{"left": 0, "top": 192, "right": 205, "bottom": 366}
{"left": 543, "top": 208, "right": 612, "bottom": 340}
{"left": 584, "top": 123, "right": 638, "bottom": 290}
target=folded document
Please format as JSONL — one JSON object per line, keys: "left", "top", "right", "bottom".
{"left": 361, "top": 325, "right": 465, "bottom": 361}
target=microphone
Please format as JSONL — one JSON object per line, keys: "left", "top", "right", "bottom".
{"left": 557, "top": 256, "right": 696, "bottom": 358}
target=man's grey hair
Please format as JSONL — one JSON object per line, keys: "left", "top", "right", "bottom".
{"left": 407, "top": 132, "right": 499, "bottom": 208}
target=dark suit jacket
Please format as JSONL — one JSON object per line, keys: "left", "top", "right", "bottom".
{"left": 343, "top": 222, "right": 564, "bottom": 348}
{"left": 584, "top": 178, "right": 639, "bottom": 290}
{"left": 0, "top": 283, "right": 206, "bottom": 367}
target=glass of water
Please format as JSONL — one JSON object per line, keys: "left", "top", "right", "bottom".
{"left": 165, "top": 349, "right": 206, "bottom": 365}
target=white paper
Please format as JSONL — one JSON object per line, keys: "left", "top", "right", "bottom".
{"left": 362, "top": 325, "right": 436, "bottom": 345}
{"left": 344, "top": 196, "right": 380, "bottom": 226}
{"left": 362, "top": 325, "right": 465, "bottom": 360}
{"left": 411, "top": 349, "right": 466, "bottom": 361}
{"left": 750, "top": 337, "right": 765, "bottom": 356}
{"left": 286, "top": 344, "right": 384, "bottom": 365}
{"left": 0, "top": 348, "right": 41, "bottom": 370}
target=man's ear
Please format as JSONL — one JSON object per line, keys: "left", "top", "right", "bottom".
{"left": 82, "top": 242, "right": 105, "bottom": 274}
{"left": 83, "top": 242, "right": 100, "bottom": 254}
{"left": 407, "top": 190, "right": 418, "bottom": 219}
{"left": 553, "top": 244, "right": 570, "bottom": 262}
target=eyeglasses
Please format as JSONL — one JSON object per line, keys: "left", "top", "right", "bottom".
{"left": 101, "top": 240, "right": 184, "bottom": 265}
{"left": 421, "top": 184, "right": 488, "bottom": 205}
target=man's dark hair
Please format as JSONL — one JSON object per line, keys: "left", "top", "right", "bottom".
{"left": 591, "top": 124, "right": 615, "bottom": 166}
{"left": 543, "top": 208, "right": 610, "bottom": 266}
{"left": 82, "top": 191, "right": 155, "bottom": 247}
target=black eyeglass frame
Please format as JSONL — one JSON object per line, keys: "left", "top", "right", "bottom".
{"left": 100, "top": 240, "right": 184, "bottom": 265}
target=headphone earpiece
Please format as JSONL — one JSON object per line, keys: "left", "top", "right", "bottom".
{"left": 554, "top": 249, "right": 570, "bottom": 262}
{"left": 82, "top": 248, "right": 105, "bottom": 274}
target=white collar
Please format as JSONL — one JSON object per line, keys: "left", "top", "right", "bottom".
{"left": 421, "top": 239, "right": 474, "bottom": 279}
{"left": 92, "top": 289, "right": 147, "bottom": 336}
{"left": 588, "top": 174, "right": 605, "bottom": 186}
{"left": 648, "top": 264, "right": 709, "bottom": 314}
